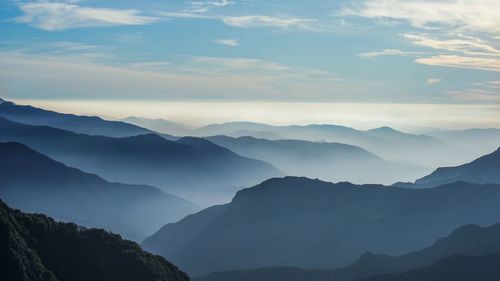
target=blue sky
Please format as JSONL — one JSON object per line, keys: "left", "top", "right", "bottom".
{"left": 0, "top": 0, "right": 499, "bottom": 127}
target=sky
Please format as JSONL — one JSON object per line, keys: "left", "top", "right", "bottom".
{"left": 0, "top": 0, "right": 499, "bottom": 128}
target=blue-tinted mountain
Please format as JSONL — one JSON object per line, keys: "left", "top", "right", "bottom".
{"left": 429, "top": 128, "right": 500, "bottom": 163}
{"left": 0, "top": 99, "right": 157, "bottom": 137}
{"left": 414, "top": 147, "right": 500, "bottom": 188}
{"left": 0, "top": 117, "right": 282, "bottom": 205}
{"left": 0, "top": 142, "right": 198, "bottom": 241}
{"left": 194, "top": 122, "right": 457, "bottom": 168}
{"left": 0, "top": 199, "right": 190, "bottom": 281}
{"left": 195, "top": 222, "right": 500, "bottom": 281}
{"left": 206, "top": 135, "right": 429, "bottom": 184}
{"left": 360, "top": 254, "right": 500, "bottom": 281}
{"left": 142, "top": 177, "right": 500, "bottom": 276}
{"left": 122, "top": 116, "right": 193, "bottom": 136}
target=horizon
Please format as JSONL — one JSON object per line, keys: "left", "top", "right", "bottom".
{"left": 7, "top": 98, "right": 500, "bottom": 131}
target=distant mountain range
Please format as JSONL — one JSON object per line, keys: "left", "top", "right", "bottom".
{"left": 410, "top": 147, "right": 500, "bottom": 188}
{"left": 123, "top": 119, "right": 465, "bottom": 168}
{"left": 195, "top": 222, "right": 500, "bottom": 281}
{"left": 123, "top": 116, "right": 194, "bottom": 137}
{"left": 429, "top": 128, "right": 500, "bottom": 162}
{"left": 0, "top": 142, "right": 199, "bottom": 241}
{"left": 142, "top": 177, "right": 500, "bottom": 276}
{"left": 0, "top": 99, "right": 160, "bottom": 138}
{"left": 206, "top": 135, "right": 429, "bottom": 184}
{"left": 0, "top": 199, "right": 190, "bottom": 281}
{"left": 0, "top": 117, "right": 282, "bottom": 205}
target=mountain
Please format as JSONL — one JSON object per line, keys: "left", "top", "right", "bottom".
{"left": 429, "top": 128, "right": 500, "bottom": 162}
{"left": 122, "top": 116, "right": 193, "bottom": 136}
{"left": 142, "top": 177, "right": 500, "bottom": 276}
{"left": 0, "top": 117, "right": 282, "bottom": 205}
{"left": 361, "top": 254, "right": 500, "bottom": 281}
{"left": 193, "top": 122, "right": 459, "bottom": 168}
{"left": 0, "top": 199, "right": 190, "bottom": 281}
{"left": 206, "top": 135, "right": 429, "bottom": 184}
{"left": 0, "top": 99, "right": 157, "bottom": 138}
{"left": 0, "top": 142, "right": 198, "bottom": 241}
{"left": 195, "top": 222, "right": 500, "bottom": 281}
{"left": 414, "top": 147, "right": 500, "bottom": 188}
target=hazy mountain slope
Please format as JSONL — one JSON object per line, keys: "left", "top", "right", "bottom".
{"left": 0, "top": 199, "right": 190, "bottom": 281}
{"left": 206, "top": 135, "right": 429, "bottom": 184}
{"left": 0, "top": 99, "right": 155, "bottom": 138}
{"left": 361, "top": 254, "right": 500, "bottom": 281}
{"left": 142, "top": 177, "right": 500, "bottom": 276}
{"left": 429, "top": 128, "right": 500, "bottom": 162}
{"left": 0, "top": 142, "right": 198, "bottom": 241}
{"left": 122, "top": 116, "right": 193, "bottom": 136}
{"left": 194, "top": 122, "right": 457, "bottom": 167}
{"left": 195, "top": 222, "right": 500, "bottom": 281}
{"left": 0, "top": 117, "right": 282, "bottom": 205}
{"left": 414, "top": 147, "right": 500, "bottom": 188}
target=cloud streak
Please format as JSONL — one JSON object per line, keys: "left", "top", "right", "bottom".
{"left": 358, "top": 49, "right": 428, "bottom": 58}
{"left": 214, "top": 38, "right": 239, "bottom": 47}
{"left": 14, "top": 2, "right": 158, "bottom": 31}
{"left": 158, "top": 12, "right": 316, "bottom": 30}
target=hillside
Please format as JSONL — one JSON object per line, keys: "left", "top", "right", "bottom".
{"left": 0, "top": 199, "right": 190, "bottom": 281}
{"left": 0, "top": 99, "right": 155, "bottom": 137}
{"left": 0, "top": 117, "right": 282, "bottom": 205}
{"left": 206, "top": 135, "right": 428, "bottom": 184}
{"left": 414, "top": 147, "right": 500, "bottom": 187}
{"left": 142, "top": 177, "right": 500, "bottom": 276}
{"left": 0, "top": 142, "right": 198, "bottom": 241}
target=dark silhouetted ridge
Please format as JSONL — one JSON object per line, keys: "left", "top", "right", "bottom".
{"left": 0, "top": 199, "right": 190, "bottom": 281}
{"left": 143, "top": 177, "right": 500, "bottom": 276}
{"left": 415, "top": 147, "right": 500, "bottom": 187}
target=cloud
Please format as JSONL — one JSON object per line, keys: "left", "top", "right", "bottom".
{"left": 340, "top": 0, "right": 500, "bottom": 34}
{"left": 358, "top": 49, "right": 427, "bottom": 58}
{"left": 14, "top": 2, "right": 158, "bottom": 31}
{"left": 187, "top": 0, "right": 234, "bottom": 13}
{"left": 416, "top": 55, "right": 500, "bottom": 72}
{"left": 403, "top": 33, "right": 500, "bottom": 57}
{"left": 214, "top": 39, "right": 239, "bottom": 47}
{"left": 222, "top": 15, "right": 317, "bottom": 29}
{"left": 158, "top": 12, "right": 316, "bottom": 30}
{"left": 427, "top": 78, "right": 441, "bottom": 84}
{"left": 448, "top": 89, "right": 500, "bottom": 101}
{"left": 0, "top": 48, "right": 354, "bottom": 102}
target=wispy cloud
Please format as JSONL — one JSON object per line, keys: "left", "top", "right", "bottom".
{"left": 14, "top": 2, "right": 158, "bottom": 31}
{"left": 222, "top": 15, "right": 317, "bottom": 29}
{"left": 0, "top": 46, "right": 353, "bottom": 102}
{"left": 358, "top": 49, "right": 427, "bottom": 58}
{"left": 345, "top": 1, "right": 500, "bottom": 72}
{"left": 340, "top": 0, "right": 500, "bottom": 34}
{"left": 403, "top": 33, "right": 500, "bottom": 57}
{"left": 427, "top": 78, "right": 441, "bottom": 84}
{"left": 158, "top": 12, "right": 317, "bottom": 30}
{"left": 214, "top": 38, "right": 239, "bottom": 47}
{"left": 416, "top": 55, "right": 500, "bottom": 72}
{"left": 187, "top": 0, "right": 234, "bottom": 13}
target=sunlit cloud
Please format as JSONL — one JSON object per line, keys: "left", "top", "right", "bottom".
{"left": 416, "top": 55, "right": 500, "bottom": 72}
{"left": 340, "top": 0, "right": 500, "bottom": 34}
{"left": 403, "top": 33, "right": 500, "bottom": 57}
{"left": 14, "top": 2, "right": 158, "bottom": 31}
